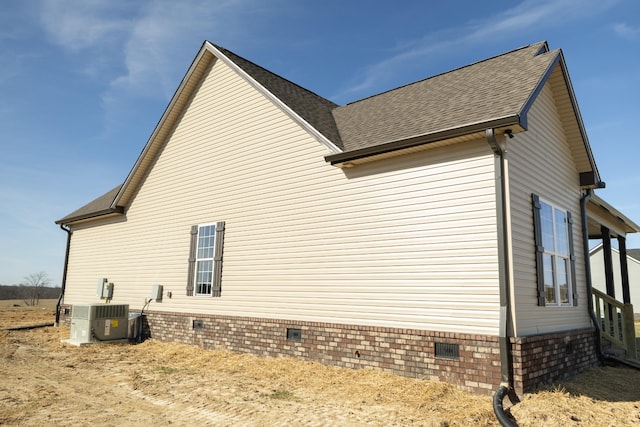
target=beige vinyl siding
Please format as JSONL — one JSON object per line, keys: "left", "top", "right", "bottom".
{"left": 508, "top": 82, "right": 589, "bottom": 336}
{"left": 65, "top": 57, "right": 500, "bottom": 335}
{"left": 117, "top": 51, "right": 217, "bottom": 207}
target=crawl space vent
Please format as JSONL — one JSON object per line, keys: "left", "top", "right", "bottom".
{"left": 435, "top": 342, "right": 460, "bottom": 360}
{"left": 286, "top": 328, "right": 301, "bottom": 342}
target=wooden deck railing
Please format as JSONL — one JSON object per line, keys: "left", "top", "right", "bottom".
{"left": 592, "top": 288, "right": 637, "bottom": 360}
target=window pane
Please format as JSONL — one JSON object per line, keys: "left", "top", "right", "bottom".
{"left": 555, "top": 210, "right": 569, "bottom": 256}
{"left": 196, "top": 260, "right": 213, "bottom": 295}
{"left": 540, "top": 202, "right": 554, "bottom": 251}
{"left": 557, "top": 258, "right": 570, "bottom": 304}
{"left": 197, "top": 225, "right": 216, "bottom": 259}
{"left": 543, "top": 254, "right": 556, "bottom": 304}
{"left": 536, "top": 199, "right": 573, "bottom": 307}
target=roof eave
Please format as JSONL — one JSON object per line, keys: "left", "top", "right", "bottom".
{"left": 55, "top": 206, "right": 125, "bottom": 226}
{"left": 519, "top": 51, "right": 599, "bottom": 189}
{"left": 589, "top": 194, "right": 640, "bottom": 234}
{"left": 517, "top": 52, "right": 560, "bottom": 131}
{"left": 325, "top": 115, "right": 524, "bottom": 166}
{"left": 515, "top": 49, "right": 601, "bottom": 188}
{"left": 556, "top": 50, "right": 602, "bottom": 187}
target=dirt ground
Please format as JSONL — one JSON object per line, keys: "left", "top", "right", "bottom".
{"left": 1, "top": 300, "right": 640, "bottom": 426}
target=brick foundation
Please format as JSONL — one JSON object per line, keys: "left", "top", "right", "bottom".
{"left": 57, "top": 305, "right": 599, "bottom": 395}
{"left": 511, "top": 328, "right": 598, "bottom": 393}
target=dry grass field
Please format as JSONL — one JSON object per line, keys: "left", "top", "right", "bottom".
{"left": 1, "top": 300, "right": 640, "bottom": 426}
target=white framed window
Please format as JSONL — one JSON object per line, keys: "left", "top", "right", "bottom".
{"left": 195, "top": 224, "right": 216, "bottom": 295}
{"left": 532, "top": 194, "right": 576, "bottom": 307}
{"left": 187, "top": 222, "right": 225, "bottom": 297}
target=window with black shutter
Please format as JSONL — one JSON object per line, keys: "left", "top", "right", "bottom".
{"left": 532, "top": 194, "right": 577, "bottom": 306}
{"left": 187, "top": 221, "right": 225, "bottom": 297}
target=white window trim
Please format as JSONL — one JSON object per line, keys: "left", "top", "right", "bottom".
{"left": 539, "top": 197, "right": 573, "bottom": 307}
{"left": 194, "top": 223, "right": 217, "bottom": 296}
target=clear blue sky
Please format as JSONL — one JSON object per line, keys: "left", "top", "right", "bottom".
{"left": 1, "top": 0, "right": 639, "bottom": 286}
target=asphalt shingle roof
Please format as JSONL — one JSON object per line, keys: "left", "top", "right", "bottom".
{"left": 55, "top": 185, "right": 122, "bottom": 224}
{"left": 213, "top": 44, "right": 344, "bottom": 149}
{"left": 628, "top": 249, "right": 640, "bottom": 262}
{"left": 57, "top": 41, "right": 567, "bottom": 224}
{"left": 332, "top": 42, "right": 555, "bottom": 152}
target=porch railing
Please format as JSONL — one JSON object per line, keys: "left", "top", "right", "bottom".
{"left": 592, "top": 288, "right": 637, "bottom": 360}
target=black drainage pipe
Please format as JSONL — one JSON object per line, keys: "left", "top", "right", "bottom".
{"left": 55, "top": 224, "right": 72, "bottom": 327}
{"left": 493, "top": 385, "right": 518, "bottom": 427}
{"left": 487, "top": 128, "right": 519, "bottom": 425}
{"left": 2, "top": 322, "right": 55, "bottom": 331}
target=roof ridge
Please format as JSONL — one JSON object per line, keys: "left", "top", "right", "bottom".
{"left": 343, "top": 41, "right": 549, "bottom": 107}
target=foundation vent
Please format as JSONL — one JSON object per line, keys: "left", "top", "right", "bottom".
{"left": 286, "top": 328, "right": 302, "bottom": 342}
{"left": 435, "top": 342, "right": 460, "bottom": 360}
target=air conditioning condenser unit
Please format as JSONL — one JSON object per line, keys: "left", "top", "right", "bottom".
{"left": 69, "top": 304, "right": 129, "bottom": 345}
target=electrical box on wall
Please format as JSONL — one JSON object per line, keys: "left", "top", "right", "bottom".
{"left": 96, "top": 278, "right": 106, "bottom": 297}
{"left": 151, "top": 284, "right": 163, "bottom": 302}
{"left": 96, "top": 278, "right": 113, "bottom": 300}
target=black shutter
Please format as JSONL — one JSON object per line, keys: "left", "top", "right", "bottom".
{"left": 567, "top": 211, "right": 578, "bottom": 306}
{"left": 532, "top": 194, "right": 546, "bottom": 306}
{"left": 186, "top": 225, "right": 198, "bottom": 296}
{"left": 212, "top": 221, "right": 225, "bottom": 297}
